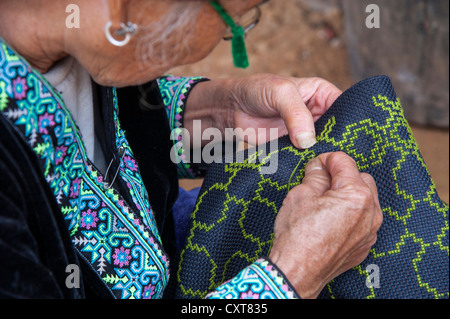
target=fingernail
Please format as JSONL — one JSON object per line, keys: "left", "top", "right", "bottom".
{"left": 306, "top": 158, "right": 323, "bottom": 173}
{"left": 296, "top": 131, "right": 317, "bottom": 149}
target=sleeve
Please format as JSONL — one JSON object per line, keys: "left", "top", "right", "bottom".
{"left": 157, "top": 75, "right": 210, "bottom": 179}
{"left": 205, "top": 258, "right": 301, "bottom": 299}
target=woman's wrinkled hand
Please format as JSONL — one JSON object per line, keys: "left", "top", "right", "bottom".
{"left": 269, "top": 152, "right": 383, "bottom": 299}
{"left": 184, "top": 74, "right": 342, "bottom": 149}
{"left": 225, "top": 74, "right": 342, "bottom": 148}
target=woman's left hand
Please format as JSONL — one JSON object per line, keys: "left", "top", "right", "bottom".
{"left": 184, "top": 74, "right": 342, "bottom": 149}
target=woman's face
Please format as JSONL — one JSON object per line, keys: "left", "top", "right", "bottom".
{"left": 69, "top": 0, "right": 263, "bottom": 87}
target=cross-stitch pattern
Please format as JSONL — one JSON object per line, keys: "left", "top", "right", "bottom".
{"left": 0, "top": 39, "right": 169, "bottom": 299}
{"left": 158, "top": 76, "right": 208, "bottom": 179}
{"left": 173, "top": 76, "right": 449, "bottom": 299}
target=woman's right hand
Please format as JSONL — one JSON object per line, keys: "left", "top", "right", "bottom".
{"left": 269, "top": 152, "right": 383, "bottom": 299}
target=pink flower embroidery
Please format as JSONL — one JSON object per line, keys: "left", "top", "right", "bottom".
{"left": 113, "top": 246, "right": 132, "bottom": 268}
{"left": 12, "top": 77, "right": 28, "bottom": 100}
{"left": 55, "top": 145, "right": 68, "bottom": 165}
{"left": 38, "top": 114, "right": 55, "bottom": 134}
{"left": 70, "top": 177, "right": 81, "bottom": 198}
{"left": 142, "top": 285, "right": 156, "bottom": 299}
{"left": 123, "top": 155, "right": 138, "bottom": 172}
{"left": 241, "top": 291, "right": 260, "bottom": 299}
{"left": 80, "top": 209, "right": 99, "bottom": 230}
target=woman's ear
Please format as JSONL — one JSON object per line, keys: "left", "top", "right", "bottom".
{"left": 107, "top": 0, "right": 131, "bottom": 28}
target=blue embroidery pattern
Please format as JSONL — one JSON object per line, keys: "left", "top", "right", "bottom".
{"left": 158, "top": 76, "right": 208, "bottom": 179}
{"left": 206, "top": 258, "right": 299, "bottom": 299}
{"left": 0, "top": 39, "right": 169, "bottom": 299}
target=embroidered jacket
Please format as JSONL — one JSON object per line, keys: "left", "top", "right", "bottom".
{"left": 0, "top": 38, "right": 299, "bottom": 299}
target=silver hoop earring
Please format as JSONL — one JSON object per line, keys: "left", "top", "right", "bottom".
{"left": 105, "top": 21, "right": 138, "bottom": 47}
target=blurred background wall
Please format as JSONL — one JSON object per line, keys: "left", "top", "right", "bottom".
{"left": 343, "top": 0, "right": 449, "bottom": 128}
{"left": 171, "top": 0, "right": 449, "bottom": 203}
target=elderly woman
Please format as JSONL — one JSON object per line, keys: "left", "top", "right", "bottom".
{"left": 0, "top": 0, "right": 382, "bottom": 299}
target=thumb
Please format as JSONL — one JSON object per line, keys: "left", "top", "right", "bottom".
{"left": 277, "top": 96, "right": 317, "bottom": 150}
{"left": 300, "top": 157, "right": 331, "bottom": 196}
{"left": 266, "top": 78, "right": 317, "bottom": 149}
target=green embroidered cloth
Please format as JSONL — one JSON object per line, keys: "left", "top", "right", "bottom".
{"left": 171, "top": 76, "right": 449, "bottom": 299}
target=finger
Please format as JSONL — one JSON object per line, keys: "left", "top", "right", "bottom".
{"left": 268, "top": 80, "right": 317, "bottom": 149}
{"left": 280, "top": 100, "right": 317, "bottom": 150}
{"left": 301, "top": 157, "right": 331, "bottom": 196}
{"left": 291, "top": 77, "right": 342, "bottom": 120}
{"left": 320, "top": 152, "right": 366, "bottom": 190}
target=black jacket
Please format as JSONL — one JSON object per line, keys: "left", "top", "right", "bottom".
{"left": 0, "top": 81, "right": 180, "bottom": 298}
